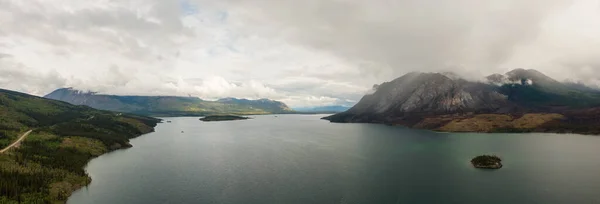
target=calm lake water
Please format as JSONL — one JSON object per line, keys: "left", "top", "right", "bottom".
{"left": 68, "top": 115, "right": 600, "bottom": 204}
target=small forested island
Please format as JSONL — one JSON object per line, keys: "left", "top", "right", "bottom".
{"left": 199, "top": 115, "right": 250, "bottom": 122}
{"left": 471, "top": 155, "right": 503, "bottom": 169}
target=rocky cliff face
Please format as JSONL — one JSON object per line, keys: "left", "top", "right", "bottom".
{"left": 325, "top": 69, "right": 600, "bottom": 123}
{"left": 326, "top": 72, "right": 511, "bottom": 122}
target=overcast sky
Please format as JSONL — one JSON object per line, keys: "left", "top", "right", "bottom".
{"left": 1, "top": 0, "right": 600, "bottom": 107}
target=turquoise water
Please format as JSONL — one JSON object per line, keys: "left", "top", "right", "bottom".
{"left": 68, "top": 115, "right": 600, "bottom": 204}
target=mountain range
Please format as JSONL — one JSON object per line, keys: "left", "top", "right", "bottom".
{"left": 293, "top": 105, "right": 351, "bottom": 113}
{"left": 3, "top": 68, "right": 600, "bottom": 202}
{"left": 324, "top": 68, "right": 600, "bottom": 135}
{"left": 45, "top": 88, "right": 294, "bottom": 116}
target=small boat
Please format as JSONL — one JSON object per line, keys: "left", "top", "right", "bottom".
{"left": 181, "top": 131, "right": 184, "bottom": 133}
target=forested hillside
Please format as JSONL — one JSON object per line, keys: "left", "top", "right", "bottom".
{"left": 0, "top": 88, "right": 160, "bottom": 203}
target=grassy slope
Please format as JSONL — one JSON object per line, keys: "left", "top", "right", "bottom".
{"left": 429, "top": 113, "right": 564, "bottom": 133}
{"left": 406, "top": 111, "right": 600, "bottom": 135}
{"left": 0, "top": 89, "right": 160, "bottom": 203}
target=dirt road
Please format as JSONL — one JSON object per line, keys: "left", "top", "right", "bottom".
{"left": 0, "top": 130, "right": 33, "bottom": 153}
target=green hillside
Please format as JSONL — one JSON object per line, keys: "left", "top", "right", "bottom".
{"left": 0, "top": 88, "right": 160, "bottom": 203}
{"left": 44, "top": 88, "right": 295, "bottom": 116}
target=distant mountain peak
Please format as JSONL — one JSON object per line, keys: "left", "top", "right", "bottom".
{"left": 45, "top": 88, "right": 294, "bottom": 116}
{"left": 484, "top": 68, "right": 557, "bottom": 86}
{"left": 505, "top": 68, "right": 558, "bottom": 84}
{"left": 45, "top": 87, "right": 97, "bottom": 98}
{"left": 341, "top": 71, "right": 509, "bottom": 116}
{"left": 506, "top": 68, "right": 542, "bottom": 75}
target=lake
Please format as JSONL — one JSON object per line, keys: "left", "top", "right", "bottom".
{"left": 68, "top": 115, "right": 600, "bottom": 204}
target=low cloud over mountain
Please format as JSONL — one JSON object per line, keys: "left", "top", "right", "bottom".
{"left": 2, "top": 0, "right": 600, "bottom": 107}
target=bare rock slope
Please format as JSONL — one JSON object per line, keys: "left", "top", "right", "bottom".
{"left": 324, "top": 69, "right": 600, "bottom": 134}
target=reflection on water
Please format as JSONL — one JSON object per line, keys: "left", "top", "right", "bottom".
{"left": 69, "top": 115, "right": 600, "bottom": 204}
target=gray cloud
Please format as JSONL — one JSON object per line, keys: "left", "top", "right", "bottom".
{"left": 0, "top": 59, "right": 69, "bottom": 95}
{"left": 208, "top": 0, "right": 574, "bottom": 77}
{"left": 1, "top": 0, "right": 600, "bottom": 107}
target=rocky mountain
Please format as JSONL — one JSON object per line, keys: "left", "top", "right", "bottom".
{"left": 324, "top": 69, "right": 600, "bottom": 135}
{"left": 44, "top": 88, "right": 294, "bottom": 116}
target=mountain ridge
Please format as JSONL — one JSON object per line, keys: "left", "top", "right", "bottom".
{"left": 44, "top": 88, "right": 294, "bottom": 116}
{"left": 324, "top": 69, "right": 600, "bottom": 135}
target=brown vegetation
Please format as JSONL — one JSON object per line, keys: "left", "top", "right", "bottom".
{"left": 432, "top": 113, "right": 564, "bottom": 133}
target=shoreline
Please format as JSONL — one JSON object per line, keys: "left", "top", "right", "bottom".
{"left": 325, "top": 120, "right": 600, "bottom": 136}
{"left": 65, "top": 128, "right": 157, "bottom": 203}
{"left": 322, "top": 112, "right": 600, "bottom": 136}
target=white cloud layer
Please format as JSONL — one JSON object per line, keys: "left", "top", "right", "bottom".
{"left": 1, "top": 0, "right": 600, "bottom": 107}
